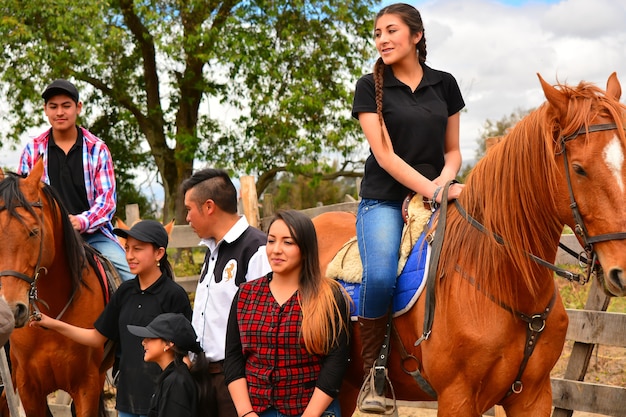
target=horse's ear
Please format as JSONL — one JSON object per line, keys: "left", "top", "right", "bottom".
{"left": 25, "top": 158, "right": 45, "bottom": 188}
{"left": 164, "top": 219, "right": 175, "bottom": 237}
{"left": 0, "top": 167, "right": 4, "bottom": 181}
{"left": 538, "top": 73, "right": 568, "bottom": 118}
{"left": 115, "top": 217, "right": 129, "bottom": 230}
{"left": 606, "top": 72, "right": 621, "bottom": 100}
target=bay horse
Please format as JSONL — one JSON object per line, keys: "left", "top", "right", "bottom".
{"left": 314, "top": 73, "right": 626, "bottom": 417}
{"left": 0, "top": 159, "right": 109, "bottom": 416}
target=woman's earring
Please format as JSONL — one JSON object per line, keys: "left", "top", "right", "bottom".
{"left": 163, "top": 347, "right": 167, "bottom": 352}
{"left": 157, "top": 260, "right": 161, "bottom": 267}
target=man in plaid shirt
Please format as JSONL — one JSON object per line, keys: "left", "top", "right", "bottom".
{"left": 18, "top": 79, "right": 132, "bottom": 282}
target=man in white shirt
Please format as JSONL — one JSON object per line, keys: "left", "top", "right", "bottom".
{"left": 181, "top": 168, "right": 271, "bottom": 417}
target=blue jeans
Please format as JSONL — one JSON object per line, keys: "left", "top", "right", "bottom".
{"left": 258, "top": 398, "right": 341, "bottom": 417}
{"left": 356, "top": 199, "right": 404, "bottom": 318}
{"left": 84, "top": 231, "right": 134, "bottom": 282}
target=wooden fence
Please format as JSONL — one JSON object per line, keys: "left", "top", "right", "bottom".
{"left": 130, "top": 192, "right": 625, "bottom": 417}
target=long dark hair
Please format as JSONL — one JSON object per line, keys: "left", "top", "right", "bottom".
{"left": 374, "top": 3, "right": 427, "bottom": 148}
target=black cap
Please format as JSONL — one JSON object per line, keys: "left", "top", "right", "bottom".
{"left": 113, "top": 220, "right": 169, "bottom": 248}
{"left": 128, "top": 313, "right": 202, "bottom": 353}
{"left": 42, "top": 79, "right": 79, "bottom": 103}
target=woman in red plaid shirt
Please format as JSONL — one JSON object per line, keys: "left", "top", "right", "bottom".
{"left": 224, "top": 210, "right": 350, "bottom": 417}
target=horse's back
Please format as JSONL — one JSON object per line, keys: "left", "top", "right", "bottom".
{"left": 312, "top": 211, "right": 356, "bottom": 276}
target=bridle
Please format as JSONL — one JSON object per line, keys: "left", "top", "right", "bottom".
{"left": 559, "top": 122, "right": 626, "bottom": 282}
{"left": 0, "top": 199, "right": 49, "bottom": 319}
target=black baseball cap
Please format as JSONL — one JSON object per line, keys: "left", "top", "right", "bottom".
{"left": 128, "top": 313, "right": 202, "bottom": 353}
{"left": 113, "top": 220, "right": 169, "bottom": 249}
{"left": 42, "top": 79, "right": 79, "bottom": 103}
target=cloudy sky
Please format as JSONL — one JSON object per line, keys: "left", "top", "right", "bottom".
{"left": 2, "top": 0, "right": 625, "bottom": 172}
{"left": 382, "top": 0, "right": 626, "bottom": 162}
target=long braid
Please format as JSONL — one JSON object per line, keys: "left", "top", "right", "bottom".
{"left": 418, "top": 34, "right": 427, "bottom": 63}
{"left": 374, "top": 57, "right": 386, "bottom": 149}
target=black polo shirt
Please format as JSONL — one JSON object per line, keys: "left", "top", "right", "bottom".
{"left": 94, "top": 274, "right": 192, "bottom": 415}
{"left": 352, "top": 64, "right": 465, "bottom": 200}
{"left": 47, "top": 127, "right": 90, "bottom": 215}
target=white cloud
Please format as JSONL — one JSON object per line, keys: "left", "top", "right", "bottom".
{"left": 398, "top": 0, "right": 626, "bottom": 161}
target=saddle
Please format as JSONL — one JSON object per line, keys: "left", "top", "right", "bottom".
{"left": 325, "top": 193, "right": 433, "bottom": 283}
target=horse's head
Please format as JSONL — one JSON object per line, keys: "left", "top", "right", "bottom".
{"left": 540, "top": 72, "right": 626, "bottom": 297}
{"left": 0, "top": 160, "right": 61, "bottom": 327}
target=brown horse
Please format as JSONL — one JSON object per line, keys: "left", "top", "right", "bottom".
{"left": 0, "top": 160, "right": 109, "bottom": 416}
{"left": 313, "top": 73, "right": 626, "bottom": 417}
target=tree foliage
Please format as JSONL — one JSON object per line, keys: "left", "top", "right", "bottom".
{"left": 0, "top": 0, "right": 375, "bottom": 221}
{"left": 263, "top": 170, "right": 358, "bottom": 214}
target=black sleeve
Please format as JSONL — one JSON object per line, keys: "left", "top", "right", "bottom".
{"left": 315, "top": 288, "right": 351, "bottom": 397}
{"left": 443, "top": 72, "right": 465, "bottom": 116}
{"left": 223, "top": 291, "right": 246, "bottom": 385}
{"left": 351, "top": 74, "right": 377, "bottom": 120}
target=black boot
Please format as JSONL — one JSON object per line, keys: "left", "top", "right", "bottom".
{"left": 357, "top": 315, "right": 388, "bottom": 413}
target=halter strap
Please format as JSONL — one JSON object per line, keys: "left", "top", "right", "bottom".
{"left": 560, "top": 123, "right": 620, "bottom": 143}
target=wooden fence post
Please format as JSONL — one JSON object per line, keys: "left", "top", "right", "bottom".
{"left": 551, "top": 281, "right": 611, "bottom": 417}
{"left": 125, "top": 204, "right": 140, "bottom": 226}
{"left": 240, "top": 176, "right": 259, "bottom": 228}
{"left": 1, "top": 346, "right": 23, "bottom": 416}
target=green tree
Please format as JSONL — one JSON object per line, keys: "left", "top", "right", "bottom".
{"left": 0, "top": 0, "right": 375, "bottom": 222}
{"left": 264, "top": 171, "right": 357, "bottom": 212}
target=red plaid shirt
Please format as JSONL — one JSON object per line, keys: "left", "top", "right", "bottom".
{"left": 237, "top": 277, "right": 322, "bottom": 415}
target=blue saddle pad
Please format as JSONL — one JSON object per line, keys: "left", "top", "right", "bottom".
{"left": 340, "top": 228, "right": 431, "bottom": 318}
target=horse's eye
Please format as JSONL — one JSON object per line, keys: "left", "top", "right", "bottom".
{"left": 29, "top": 228, "right": 40, "bottom": 238}
{"left": 572, "top": 164, "right": 587, "bottom": 176}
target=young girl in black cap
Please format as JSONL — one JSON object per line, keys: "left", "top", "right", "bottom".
{"left": 30, "top": 220, "right": 192, "bottom": 417}
{"left": 128, "top": 312, "right": 209, "bottom": 417}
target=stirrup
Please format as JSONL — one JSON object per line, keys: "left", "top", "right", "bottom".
{"left": 357, "top": 366, "right": 396, "bottom": 415}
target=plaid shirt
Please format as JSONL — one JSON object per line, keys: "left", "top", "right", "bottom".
{"left": 18, "top": 127, "right": 118, "bottom": 241}
{"left": 237, "top": 276, "right": 323, "bottom": 416}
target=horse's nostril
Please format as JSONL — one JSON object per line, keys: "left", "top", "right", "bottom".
{"left": 608, "top": 268, "right": 625, "bottom": 291}
{"left": 14, "top": 303, "right": 29, "bottom": 327}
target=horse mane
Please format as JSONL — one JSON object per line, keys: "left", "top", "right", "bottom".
{"left": 439, "top": 79, "right": 626, "bottom": 308}
{"left": 0, "top": 172, "right": 86, "bottom": 292}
